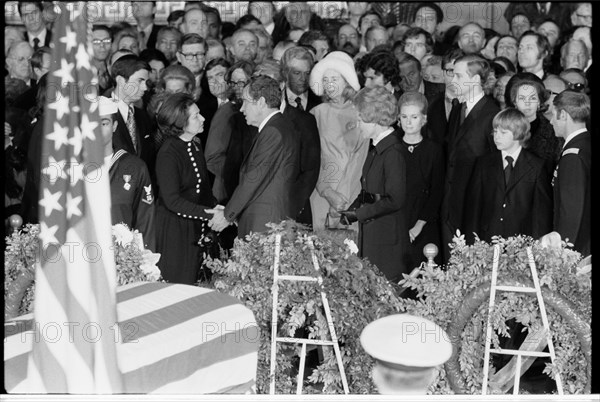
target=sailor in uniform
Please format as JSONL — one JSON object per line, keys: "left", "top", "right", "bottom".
{"left": 99, "top": 96, "right": 156, "bottom": 251}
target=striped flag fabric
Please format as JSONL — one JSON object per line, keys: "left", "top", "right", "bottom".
{"left": 25, "top": 2, "right": 123, "bottom": 393}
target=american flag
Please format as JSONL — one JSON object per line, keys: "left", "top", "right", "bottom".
{"left": 26, "top": 3, "right": 123, "bottom": 393}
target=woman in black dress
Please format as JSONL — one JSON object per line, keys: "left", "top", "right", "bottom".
{"left": 510, "top": 78, "right": 563, "bottom": 169}
{"left": 398, "top": 92, "right": 445, "bottom": 269}
{"left": 155, "top": 93, "right": 217, "bottom": 285}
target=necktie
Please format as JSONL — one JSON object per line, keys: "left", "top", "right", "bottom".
{"left": 126, "top": 105, "right": 138, "bottom": 152}
{"left": 294, "top": 96, "right": 303, "bottom": 111}
{"left": 504, "top": 155, "right": 514, "bottom": 186}
{"left": 138, "top": 30, "right": 146, "bottom": 51}
{"left": 368, "top": 139, "right": 375, "bottom": 152}
{"left": 445, "top": 98, "right": 462, "bottom": 143}
{"left": 459, "top": 102, "right": 467, "bottom": 125}
{"left": 33, "top": 37, "right": 40, "bottom": 50}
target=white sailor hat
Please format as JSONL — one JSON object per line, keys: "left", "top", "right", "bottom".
{"left": 360, "top": 314, "right": 452, "bottom": 371}
{"left": 98, "top": 95, "right": 118, "bottom": 116}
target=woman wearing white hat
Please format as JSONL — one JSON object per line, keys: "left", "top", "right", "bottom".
{"left": 308, "top": 51, "right": 368, "bottom": 231}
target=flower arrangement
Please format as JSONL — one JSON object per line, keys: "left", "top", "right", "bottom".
{"left": 5, "top": 223, "right": 162, "bottom": 319}
{"left": 204, "top": 220, "right": 405, "bottom": 394}
{"left": 399, "top": 232, "right": 591, "bottom": 394}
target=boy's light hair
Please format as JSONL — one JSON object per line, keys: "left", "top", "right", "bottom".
{"left": 492, "top": 107, "right": 531, "bottom": 145}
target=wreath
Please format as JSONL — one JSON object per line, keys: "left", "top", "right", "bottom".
{"left": 4, "top": 223, "right": 163, "bottom": 320}
{"left": 399, "top": 232, "right": 591, "bottom": 394}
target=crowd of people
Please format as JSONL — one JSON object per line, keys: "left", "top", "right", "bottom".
{"left": 5, "top": 1, "right": 592, "bottom": 287}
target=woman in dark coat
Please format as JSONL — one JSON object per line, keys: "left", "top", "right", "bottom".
{"left": 397, "top": 92, "right": 445, "bottom": 269}
{"left": 339, "top": 87, "right": 408, "bottom": 283}
{"left": 155, "top": 93, "right": 217, "bottom": 285}
{"left": 510, "top": 78, "right": 563, "bottom": 169}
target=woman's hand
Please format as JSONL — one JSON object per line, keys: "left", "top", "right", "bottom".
{"left": 409, "top": 220, "right": 427, "bottom": 243}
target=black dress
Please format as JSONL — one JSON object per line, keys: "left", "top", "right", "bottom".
{"left": 526, "top": 113, "right": 563, "bottom": 170}
{"left": 155, "top": 136, "right": 217, "bottom": 285}
{"left": 399, "top": 138, "right": 445, "bottom": 269}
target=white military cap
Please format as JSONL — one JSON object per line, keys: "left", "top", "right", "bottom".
{"left": 360, "top": 314, "right": 452, "bottom": 370}
{"left": 98, "top": 95, "right": 118, "bottom": 116}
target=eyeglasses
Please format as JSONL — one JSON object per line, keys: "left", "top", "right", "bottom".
{"left": 229, "top": 80, "right": 248, "bottom": 87}
{"left": 443, "top": 68, "right": 454, "bottom": 77}
{"left": 92, "top": 39, "right": 112, "bottom": 46}
{"left": 575, "top": 13, "right": 592, "bottom": 21}
{"left": 179, "top": 51, "right": 206, "bottom": 61}
{"left": 566, "top": 82, "right": 585, "bottom": 92}
{"left": 8, "top": 56, "right": 31, "bottom": 63}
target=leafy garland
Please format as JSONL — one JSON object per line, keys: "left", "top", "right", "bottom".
{"left": 399, "top": 232, "right": 591, "bottom": 394}
{"left": 205, "top": 221, "right": 404, "bottom": 394}
{"left": 4, "top": 223, "right": 163, "bottom": 319}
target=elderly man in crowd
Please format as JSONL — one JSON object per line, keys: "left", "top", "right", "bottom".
{"left": 6, "top": 41, "right": 34, "bottom": 86}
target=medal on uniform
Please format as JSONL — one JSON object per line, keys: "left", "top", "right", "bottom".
{"left": 123, "top": 175, "right": 131, "bottom": 190}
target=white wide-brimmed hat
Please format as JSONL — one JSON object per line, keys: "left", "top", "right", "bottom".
{"left": 98, "top": 95, "right": 118, "bottom": 116}
{"left": 309, "top": 51, "right": 360, "bottom": 96}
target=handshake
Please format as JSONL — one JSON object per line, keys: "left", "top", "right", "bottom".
{"left": 204, "top": 205, "right": 232, "bottom": 232}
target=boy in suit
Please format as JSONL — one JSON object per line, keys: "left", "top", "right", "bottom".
{"left": 464, "top": 108, "right": 553, "bottom": 244}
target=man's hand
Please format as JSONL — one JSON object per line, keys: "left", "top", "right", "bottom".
{"left": 205, "top": 207, "right": 230, "bottom": 232}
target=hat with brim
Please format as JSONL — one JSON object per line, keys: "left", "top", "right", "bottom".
{"left": 360, "top": 314, "right": 452, "bottom": 370}
{"left": 98, "top": 96, "right": 118, "bottom": 116}
{"left": 309, "top": 51, "right": 360, "bottom": 96}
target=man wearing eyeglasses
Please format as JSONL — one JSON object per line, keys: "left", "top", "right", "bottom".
{"left": 91, "top": 25, "right": 113, "bottom": 94}
{"left": 177, "top": 33, "right": 217, "bottom": 148}
{"left": 18, "top": 2, "right": 51, "bottom": 50}
{"left": 6, "top": 41, "right": 34, "bottom": 87}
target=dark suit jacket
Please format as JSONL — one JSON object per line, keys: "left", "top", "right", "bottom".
{"left": 284, "top": 89, "right": 322, "bottom": 113}
{"left": 351, "top": 131, "right": 409, "bottom": 282}
{"left": 25, "top": 29, "right": 52, "bottom": 48}
{"left": 145, "top": 24, "right": 165, "bottom": 50}
{"left": 282, "top": 104, "right": 320, "bottom": 224}
{"left": 109, "top": 151, "right": 156, "bottom": 251}
{"left": 442, "top": 95, "right": 499, "bottom": 232}
{"left": 196, "top": 86, "right": 218, "bottom": 149}
{"left": 504, "top": 3, "right": 571, "bottom": 33}
{"left": 553, "top": 131, "right": 591, "bottom": 256}
{"left": 224, "top": 112, "right": 300, "bottom": 237}
{"left": 112, "top": 105, "right": 156, "bottom": 177}
{"left": 423, "top": 80, "right": 446, "bottom": 106}
{"left": 464, "top": 149, "right": 553, "bottom": 243}
{"left": 425, "top": 92, "right": 450, "bottom": 146}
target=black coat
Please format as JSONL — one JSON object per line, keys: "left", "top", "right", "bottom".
{"left": 352, "top": 131, "right": 409, "bottom": 282}
{"left": 552, "top": 131, "right": 591, "bottom": 256}
{"left": 441, "top": 95, "right": 499, "bottom": 259}
{"left": 464, "top": 149, "right": 553, "bottom": 243}
{"left": 526, "top": 114, "right": 563, "bottom": 170}
{"left": 224, "top": 112, "right": 300, "bottom": 237}
{"left": 281, "top": 104, "right": 320, "bottom": 225}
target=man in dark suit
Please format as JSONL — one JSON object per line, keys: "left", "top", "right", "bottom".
{"left": 504, "top": 3, "right": 571, "bottom": 34}
{"left": 19, "top": 2, "right": 52, "bottom": 50}
{"left": 397, "top": 53, "right": 445, "bottom": 106}
{"left": 549, "top": 90, "right": 590, "bottom": 256}
{"left": 356, "top": 50, "right": 401, "bottom": 96}
{"left": 281, "top": 100, "right": 320, "bottom": 227}
{"left": 207, "top": 76, "right": 300, "bottom": 238}
{"left": 464, "top": 108, "right": 553, "bottom": 244}
{"left": 280, "top": 46, "right": 321, "bottom": 112}
{"left": 426, "top": 48, "right": 465, "bottom": 146}
{"left": 441, "top": 54, "right": 500, "bottom": 262}
{"left": 110, "top": 56, "right": 156, "bottom": 177}
{"left": 132, "top": 1, "right": 164, "bottom": 51}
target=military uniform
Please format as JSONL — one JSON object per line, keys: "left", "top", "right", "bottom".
{"left": 109, "top": 149, "right": 156, "bottom": 251}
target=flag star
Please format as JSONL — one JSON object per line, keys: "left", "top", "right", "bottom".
{"left": 75, "top": 43, "right": 91, "bottom": 70}
{"left": 67, "top": 157, "right": 85, "bottom": 184}
{"left": 46, "top": 122, "right": 70, "bottom": 150}
{"left": 80, "top": 113, "right": 98, "bottom": 140}
{"left": 66, "top": 192, "right": 83, "bottom": 219}
{"left": 39, "top": 188, "right": 64, "bottom": 217}
{"left": 42, "top": 156, "right": 68, "bottom": 184}
{"left": 68, "top": 127, "right": 83, "bottom": 155}
{"left": 39, "top": 222, "right": 60, "bottom": 246}
{"left": 60, "top": 25, "right": 78, "bottom": 53}
{"left": 48, "top": 94, "right": 71, "bottom": 120}
{"left": 53, "top": 59, "right": 75, "bottom": 84}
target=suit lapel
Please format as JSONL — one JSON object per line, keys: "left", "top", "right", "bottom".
{"left": 505, "top": 151, "right": 533, "bottom": 192}
{"left": 453, "top": 96, "right": 488, "bottom": 146}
